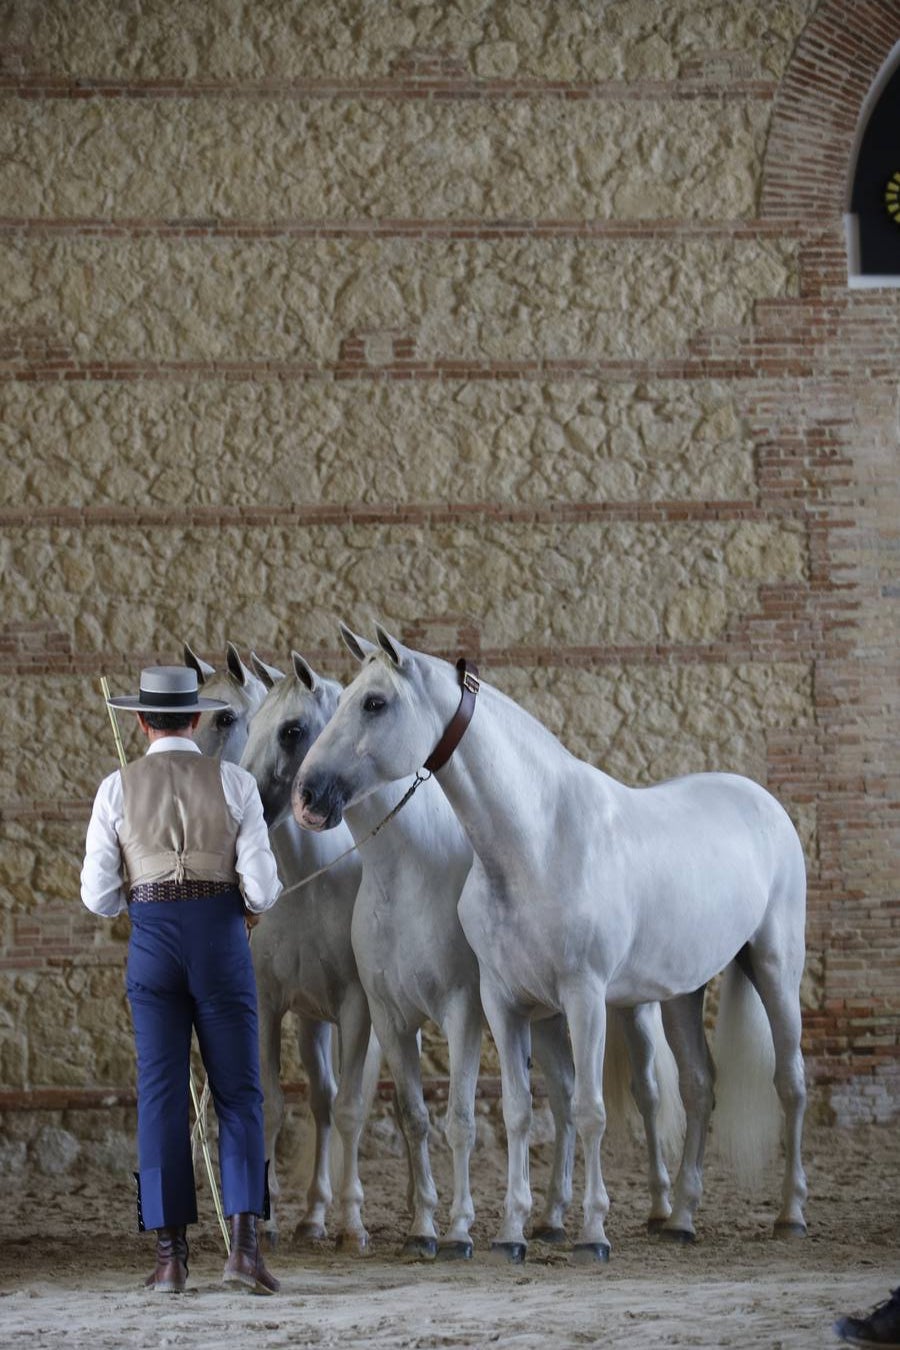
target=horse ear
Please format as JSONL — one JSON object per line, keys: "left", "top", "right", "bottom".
{"left": 183, "top": 641, "right": 215, "bottom": 684}
{"left": 291, "top": 651, "right": 317, "bottom": 692}
{"left": 374, "top": 624, "right": 406, "bottom": 668}
{"left": 339, "top": 623, "right": 375, "bottom": 664}
{"left": 225, "top": 641, "right": 249, "bottom": 688}
{"left": 250, "top": 651, "right": 284, "bottom": 689}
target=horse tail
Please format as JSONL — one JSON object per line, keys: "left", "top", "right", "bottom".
{"left": 601, "top": 1007, "right": 634, "bottom": 1135}
{"left": 711, "top": 959, "right": 780, "bottom": 1183}
{"left": 603, "top": 1004, "right": 685, "bottom": 1163}
{"left": 646, "top": 1004, "right": 686, "bottom": 1163}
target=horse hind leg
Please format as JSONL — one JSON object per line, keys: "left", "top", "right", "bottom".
{"left": 659, "top": 988, "right": 715, "bottom": 1243}
{"left": 740, "top": 942, "right": 808, "bottom": 1237}
{"left": 371, "top": 1011, "right": 440, "bottom": 1261}
{"left": 294, "top": 1018, "right": 336, "bottom": 1244}
{"left": 436, "top": 993, "right": 481, "bottom": 1260}
{"left": 615, "top": 1003, "right": 679, "bottom": 1233}
{"left": 530, "top": 1013, "right": 575, "bottom": 1246}
{"left": 257, "top": 997, "right": 286, "bottom": 1249}
{"left": 332, "top": 989, "right": 376, "bottom": 1254}
{"left": 480, "top": 984, "right": 535, "bottom": 1263}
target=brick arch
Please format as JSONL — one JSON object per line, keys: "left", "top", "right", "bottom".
{"left": 760, "top": 0, "right": 900, "bottom": 222}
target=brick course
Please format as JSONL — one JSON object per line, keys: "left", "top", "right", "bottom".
{"left": 0, "top": 0, "right": 897, "bottom": 1125}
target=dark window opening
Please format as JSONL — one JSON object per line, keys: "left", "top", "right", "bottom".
{"left": 849, "top": 60, "right": 900, "bottom": 280}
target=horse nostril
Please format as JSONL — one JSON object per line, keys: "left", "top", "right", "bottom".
{"left": 300, "top": 787, "right": 313, "bottom": 809}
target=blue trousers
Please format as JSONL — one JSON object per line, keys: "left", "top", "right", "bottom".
{"left": 126, "top": 889, "right": 267, "bottom": 1231}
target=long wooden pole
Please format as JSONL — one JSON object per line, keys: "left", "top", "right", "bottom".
{"left": 100, "top": 676, "right": 230, "bottom": 1253}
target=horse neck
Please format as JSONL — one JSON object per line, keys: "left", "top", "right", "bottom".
{"left": 426, "top": 667, "right": 573, "bottom": 870}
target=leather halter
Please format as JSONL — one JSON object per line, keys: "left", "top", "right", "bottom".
{"left": 424, "top": 659, "right": 480, "bottom": 774}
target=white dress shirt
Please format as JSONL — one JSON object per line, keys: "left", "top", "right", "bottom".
{"left": 81, "top": 737, "right": 282, "bottom": 917}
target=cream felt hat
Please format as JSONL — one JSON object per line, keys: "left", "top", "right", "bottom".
{"left": 106, "top": 665, "right": 229, "bottom": 714}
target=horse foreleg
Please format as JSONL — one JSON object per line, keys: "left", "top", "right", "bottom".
{"left": 530, "top": 1013, "right": 575, "bottom": 1244}
{"left": 481, "top": 985, "right": 533, "bottom": 1262}
{"left": 563, "top": 986, "right": 611, "bottom": 1262}
{"left": 617, "top": 1003, "right": 673, "bottom": 1231}
{"left": 438, "top": 992, "right": 481, "bottom": 1258}
{"left": 332, "top": 989, "right": 373, "bottom": 1254}
{"left": 370, "top": 1006, "right": 439, "bottom": 1259}
{"left": 659, "top": 989, "right": 714, "bottom": 1242}
{"left": 294, "top": 1018, "right": 336, "bottom": 1243}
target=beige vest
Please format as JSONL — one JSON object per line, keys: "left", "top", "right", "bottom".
{"left": 119, "top": 751, "right": 239, "bottom": 889}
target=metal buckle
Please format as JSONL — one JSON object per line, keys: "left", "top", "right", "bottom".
{"left": 462, "top": 670, "right": 480, "bottom": 695}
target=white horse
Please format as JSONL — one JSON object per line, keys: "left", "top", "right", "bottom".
{"left": 183, "top": 640, "right": 267, "bottom": 762}
{"left": 240, "top": 652, "right": 375, "bottom": 1252}
{"left": 246, "top": 630, "right": 682, "bottom": 1259}
{"left": 184, "top": 642, "right": 374, "bottom": 1251}
{"left": 293, "top": 626, "right": 809, "bottom": 1262}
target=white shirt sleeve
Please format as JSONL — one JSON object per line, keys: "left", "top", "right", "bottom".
{"left": 221, "top": 762, "right": 283, "bottom": 913}
{"left": 80, "top": 771, "right": 127, "bottom": 917}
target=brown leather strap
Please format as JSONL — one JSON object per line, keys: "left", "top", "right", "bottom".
{"left": 424, "top": 659, "right": 480, "bottom": 774}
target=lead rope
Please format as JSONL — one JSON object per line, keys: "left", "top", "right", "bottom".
{"left": 277, "top": 770, "right": 432, "bottom": 898}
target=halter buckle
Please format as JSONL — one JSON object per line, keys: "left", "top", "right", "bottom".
{"left": 462, "top": 669, "right": 480, "bottom": 695}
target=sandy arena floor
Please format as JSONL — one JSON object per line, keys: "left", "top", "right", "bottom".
{"left": 0, "top": 1114, "right": 897, "bottom": 1350}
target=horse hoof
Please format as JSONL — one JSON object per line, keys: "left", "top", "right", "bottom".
{"left": 400, "top": 1236, "right": 438, "bottom": 1261}
{"left": 646, "top": 1216, "right": 670, "bottom": 1236}
{"left": 530, "top": 1226, "right": 567, "bottom": 1246}
{"left": 489, "top": 1241, "right": 527, "bottom": 1264}
{"left": 773, "top": 1221, "right": 807, "bottom": 1240}
{"left": 571, "top": 1242, "right": 610, "bottom": 1265}
{"left": 437, "top": 1240, "right": 474, "bottom": 1262}
{"left": 335, "top": 1231, "right": 370, "bottom": 1256}
{"left": 293, "top": 1221, "right": 327, "bottom": 1246}
{"left": 657, "top": 1226, "right": 697, "bottom": 1245}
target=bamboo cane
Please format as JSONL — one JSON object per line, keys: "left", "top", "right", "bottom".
{"left": 100, "top": 676, "right": 230, "bottom": 1254}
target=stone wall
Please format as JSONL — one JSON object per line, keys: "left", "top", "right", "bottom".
{"left": 1, "top": 0, "right": 898, "bottom": 1161}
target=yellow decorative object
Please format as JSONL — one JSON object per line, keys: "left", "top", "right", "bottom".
{"left": 885, "top": 171, "right": 900, "bottom": 223}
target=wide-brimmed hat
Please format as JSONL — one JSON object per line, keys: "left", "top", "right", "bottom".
{"left": 106, "top": 666, "right": 230, "bottom": 714}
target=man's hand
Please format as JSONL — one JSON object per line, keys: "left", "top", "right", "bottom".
{"left": 243, "top": 907, "right": 261, "bottom": 935}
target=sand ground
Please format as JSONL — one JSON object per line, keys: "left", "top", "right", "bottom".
{"left": 0, "top": 1115, "right": 897, "bottom": 1350}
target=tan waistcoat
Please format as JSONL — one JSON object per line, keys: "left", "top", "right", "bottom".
{"left": 119, "top": 751, "right": 239, "bottom": 889}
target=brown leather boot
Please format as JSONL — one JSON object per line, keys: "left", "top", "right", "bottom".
{"left": 144, "top": 1226, "right": 189, "bottom": 1293}
{"left": 222, "top": 1213, "right": 279, "bottom": 1295}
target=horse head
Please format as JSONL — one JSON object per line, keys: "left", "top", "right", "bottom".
{"left": 293, "top": 623, "right": 450, "bottom": 832}
{"left": 240, "top": 650, "right": 343, "bottom": 827}
{"left": 183, "top": 640, "right": 267, "bottom": 763}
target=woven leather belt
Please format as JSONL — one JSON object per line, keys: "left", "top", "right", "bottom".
{"left": 129, "top": 879, "right": 234, "bottom": 904}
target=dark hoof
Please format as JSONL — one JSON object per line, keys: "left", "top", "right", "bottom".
{"left": 773, "top": 1221, "right": 807, "bottom": 1239}
{"left": 293, "top": 1221, "right": 327, "bottom": 1246}
{"left": 530, "top": 1225, "right": 567, "bottom": 1246}
{"left": 437, "top": 1240, "right": 474, "bottom": 1262}
{"left": 646, "top": 1216, "right": 670, "bottom": 1236}
{"left": 489, "top": 1241, "right": 527, "bottom": 1264}
{"left": 335, "top": 1230, "right": 370, "bottom": 1255}
{"left": 571, "top": 1242, "right": 610, "bottom": 1265}
{"left": 400, "top": 1235, "right": 438, "bottom": 1261}
{"left": 657, "top": 1226, "right": 697, "bottom": 1245}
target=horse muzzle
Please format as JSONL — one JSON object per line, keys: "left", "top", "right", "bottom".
{"left": 291, "top": 773, "right": 347, "bottom": 832}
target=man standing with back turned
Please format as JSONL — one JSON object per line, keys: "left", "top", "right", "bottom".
{"left": 81, "top": 665, "right": 282, "bottom": 1295}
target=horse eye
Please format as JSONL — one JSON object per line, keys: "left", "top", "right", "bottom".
{"left": 216, "top": 711, "right": 236, "bottom": 728}
{"left": 363, "top": 695, "right": 386, "bottom": 714}
{"left": 278, "top": 722, "right": 304, "bottom": 746}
